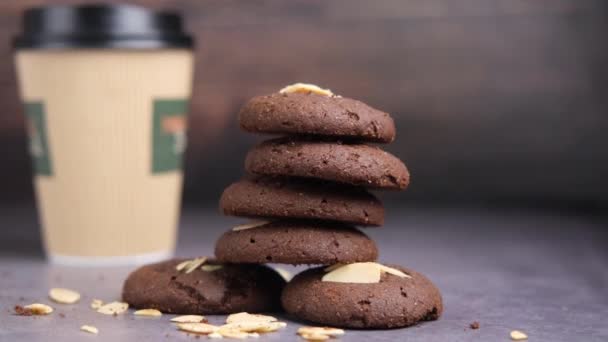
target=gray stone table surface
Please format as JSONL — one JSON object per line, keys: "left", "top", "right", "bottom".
{"left": 0, "top": 206, "right": 606, "bottom": 341}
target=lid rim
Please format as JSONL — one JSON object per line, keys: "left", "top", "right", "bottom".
{"left": 13, "top": 36, "right": 194, "bottom": 50}
{"left": 14, "top": 4, "right": 194, "bottom": 50}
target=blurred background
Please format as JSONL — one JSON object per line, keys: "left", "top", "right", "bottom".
{"left": 1, "top": 4, "right": 606, "bottom": 340}
{"left": 1, "top": 0, "right": 607, "bottom": 213}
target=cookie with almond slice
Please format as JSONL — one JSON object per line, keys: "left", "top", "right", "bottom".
{"left": 122, "top": 259, "right": 285, "bottom": 314}
{"left": 281, "top": 264, "right": 442, "bottom": 328}
{"left": 215, "top": 221, "right": 378, "bottom": 265}
{"left": 239, "top": 92, "right": 396, "bottom": 143}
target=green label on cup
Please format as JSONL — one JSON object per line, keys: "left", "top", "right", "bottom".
{"left": 24, "top": 102, "right": 52, "bottom": 176}
{"left": 152, "top": 99, "right": 188, "bottom": 173}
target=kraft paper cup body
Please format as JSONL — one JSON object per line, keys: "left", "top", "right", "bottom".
{"left": 15, "top": 49, "right": 194, "bottom": 265}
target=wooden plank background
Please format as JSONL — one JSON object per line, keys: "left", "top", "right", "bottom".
{"left": 0, "top": 0, "right": 606, "bottom": 208}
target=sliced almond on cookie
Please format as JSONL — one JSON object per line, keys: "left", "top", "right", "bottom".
{"left": 184, "top": 257, "right": 207, "bottom": 274}
{"left": 323, "top": 264, "right": 346, "bottom": 273}
{"left": 279, "top": 83, "right": 334, "bottom": 97}
{"left": 322, "top": 262, "right": 410, "bottom": 283}
{"left": 377, "top": 264, "right": 411, "bottom": 278}
{"left": 201, "top": 264, "right": 223, "bottom": 272}
{"left": 232, "top": 220, "right": 272, "bottom": 231}
{"left": 175, "top": 260, "right": 191, "bottom": 271}
{"left": 322, "top": 262, "right": 381, "bottom": 283}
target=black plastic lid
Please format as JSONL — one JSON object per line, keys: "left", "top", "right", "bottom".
{"left": 13, "top": 4, "right": 193, "bottom": 50}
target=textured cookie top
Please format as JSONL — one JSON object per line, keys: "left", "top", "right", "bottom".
{"left": 220, "top": 177, "right": 384, "bottom": 226}
{"left": 122, "top": 259, "right": 285, "bottom": 314}
{"left": 281, "top": 265, "right": 443, "bottom": 329}
{"left": 245, "top": 137, "right": 410, "bottom": 190}
{"left": 239, "top": 92, "right": 396, "bottom": 143}
{"left": 215, "top": 220, "right": 378, "bottom": 265}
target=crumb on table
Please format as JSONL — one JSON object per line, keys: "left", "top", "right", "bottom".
{"left": 14, "top": 305, "right": 33, "bottom": 316}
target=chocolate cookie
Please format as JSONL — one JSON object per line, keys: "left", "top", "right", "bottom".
{"left": 215, "top": 221, "right": 378, "bottom": 265}
{"left": 239, "top": 92, "right": 396, "bottom": 143}
{"left": 220, "top": 177, "right": 384, "bottom": 226}
{"left": 245, "top": 138, "right": 410, "bottom": 190}
{"left": 281, "top": 265, "right": 443, "bottom": 329}
{"left": 122, "top": 259, "right": 285, "bottom": 314}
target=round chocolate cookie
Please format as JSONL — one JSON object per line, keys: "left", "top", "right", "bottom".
{"left": 215, "top": 221, "right": 378, "bottom": 265}
{"left": 220, "top": 177, "right": 384, "bottom": 226}
{"left": 239, "top": 92, "right": 396, "bottom": 143}
{"left": 281, "top": 265, "right": 443, "bottom": 329}
{"left": 245, "top": 138, "right": 410, "bottom": 190}
{"left": 122, "top": 259, "right": 285, "bottom": 314}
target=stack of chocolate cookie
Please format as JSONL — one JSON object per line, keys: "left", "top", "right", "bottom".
{"left": 216, "top": 84, "right": 442, "bottom": 329}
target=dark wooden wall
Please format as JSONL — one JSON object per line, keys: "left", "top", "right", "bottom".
{"left": 1, "top": 0, "right": 607, "bottom": 208}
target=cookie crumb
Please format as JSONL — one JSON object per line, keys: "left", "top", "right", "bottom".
{"left": 59, "top": 313, "right": 66, "bottom": 318}
{"left": 470, "top": 321, "right": 480, "bottom": 329}
{"left": 14, "top": 305, "right": 32, "bottom": 316}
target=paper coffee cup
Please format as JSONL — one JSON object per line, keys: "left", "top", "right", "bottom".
{"left": 13, "top": 5, "right": 194, "bottom": 265}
